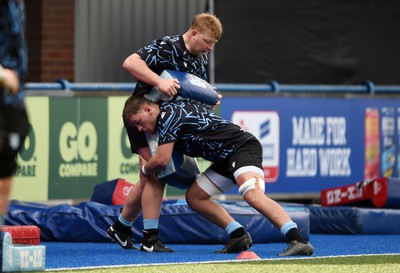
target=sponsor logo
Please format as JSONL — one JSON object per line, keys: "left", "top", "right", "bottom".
{"left": 114, "top": 234, "right": 128, "bottom": 248}
{"left": 141, "top": 245, "right": 154, "bottom": 252}
{"left": 287, "top": 116, "right": 351, "bottom": 177}
{"left": 123, "top": 186, "right": 132, "bottom": 196}
{"left": 232, "top": 111, "right": 279, "bottom": 182}
{"left": 188, "top": 74, "right": 207, "bottom": 89}
{"left": 58, "top": 121, "right": 98, "bottom": 177}
{"left": 15, "top": 124, "right": 37, "bottom": 178}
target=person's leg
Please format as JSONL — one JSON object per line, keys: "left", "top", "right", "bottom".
{"left": 235, "top": 169, "right": 313, "bottom": 256}
{"left": 229, "top": 140, "right": 313, "bottom": 256}
{"left": 109, "top": 123, "right": 168, "bottom": 250}
{"left": 107, "top": 172, "right": 166, "bottom": 250}
{"left": 119, "top": 178, "right": 144, "bottom": 223}
{"left": 106, "top": 176, "right": 144, "bottom": 249}
{"left": 0, "top": 177, "right": 13, "bottom": 226}
{"left": 107, "top": 146, "right": 152, "bottom": 250}
{"left": 0, "top": 106, "right": 29, "bottom": 227}
{"left": 140, "top": 171, "right": 164, "bottom": 224}
{"left": 236, "top": 172, "right": 291, "bottom": 228}
{"left": 186, "top": 183, "right": 236, "bottom": 228}
{"left": 134, "top": 146, "right": 173, "bottom": 252}
{"left": 139, "top": 173, "right": 173, "bottom": 252}
{"left": 185, "top": 169, "right": 252, "bottom": 253}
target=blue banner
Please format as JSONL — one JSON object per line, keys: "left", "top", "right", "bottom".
{"left": 221, "top": 96, "right": 400, "bottom": 195}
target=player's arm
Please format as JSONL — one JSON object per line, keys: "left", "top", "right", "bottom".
{"left": 139, "top": 142, "right": 175, "bottom": 176}
{"left": 123, "top": 53, "right": 180, "bottom": 97}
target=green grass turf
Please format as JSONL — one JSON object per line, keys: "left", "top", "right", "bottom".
{"left": 44, "top": 254, "right": 400, "bottom": 273}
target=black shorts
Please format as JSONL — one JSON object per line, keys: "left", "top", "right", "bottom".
{"left": 0, "top": 104, "right": 29, "bottom": 177}
{"left": 209, "top": 138, "right": 263, "bottom": 180}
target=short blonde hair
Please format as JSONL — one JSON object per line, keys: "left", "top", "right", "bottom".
{"left": 190, "top": 13, "right": 223, "bottom": 41}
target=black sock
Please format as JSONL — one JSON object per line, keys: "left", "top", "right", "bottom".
{"left": 230, "top": 227, "right": 245, "bottom": 239}
{"left": 285, "top": 228, "right": 307, "bottom": 244}
{"left": 143, "top": 229, "right": 158, "bottom": 238}
{"left": 114, "top": 219, "right": 131, "bottom": 233}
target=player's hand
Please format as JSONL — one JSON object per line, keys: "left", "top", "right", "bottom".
{"left": 0, "top": 68, "right": 19, "bottom": 95}
{"left": 210, "top": 88, "right": 222, "bottom": 110}
{"left": 157, "top": 78, "right": 180, "bottom": 98}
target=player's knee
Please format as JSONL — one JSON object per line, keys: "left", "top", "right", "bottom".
{"left": 244, "top": 190, "right": 265, "bottom": 210}
{"left": 239, "top": 177, "right": 265, "bottom": 197}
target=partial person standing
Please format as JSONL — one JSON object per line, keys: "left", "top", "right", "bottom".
{"left": 0, "top": 0, "right": 30, "bottom": 228}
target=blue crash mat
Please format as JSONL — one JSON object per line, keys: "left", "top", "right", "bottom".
{"left": 307, "top": 204, "right": 400, "bottom": 234}
{"left": 6, "top": 200, "right": 310, "bottom": 244}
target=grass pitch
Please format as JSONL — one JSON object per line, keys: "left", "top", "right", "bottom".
{"left": 44, "top": 254, "right": 400, "bottom": 273}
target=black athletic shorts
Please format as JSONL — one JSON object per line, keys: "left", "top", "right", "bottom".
{"left": 209, "top": 138, "right": 263, "bottom": 181}
{"left": 0, "top": 104, "right": 29, "bottom": 177}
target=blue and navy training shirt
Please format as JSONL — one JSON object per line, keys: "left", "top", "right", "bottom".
{"left": 157, "top": 101, "right": 255, "bottom": 162}
{"left": 134, "top": 35, "right": 208, "bottom": 95}
{"left": 0, "top": 0, "right": 27, "bottom": 108}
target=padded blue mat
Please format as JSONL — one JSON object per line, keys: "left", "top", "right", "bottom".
{"left": 6, "top": 198, "right": 399, "bottom": 247}
{"left": 6, "top": 200, "right": 310, "bottom": 243}
{"left": 306, "top": 204, "right": 400, "bottom": 234}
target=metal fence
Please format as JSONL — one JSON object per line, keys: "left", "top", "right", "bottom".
{"left": 25, "top": 80, "right": 400, "bottom": 95}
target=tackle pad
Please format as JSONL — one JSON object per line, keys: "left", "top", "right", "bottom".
{"left": 145, "top": 69, "right": 219, "bottom": 108}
